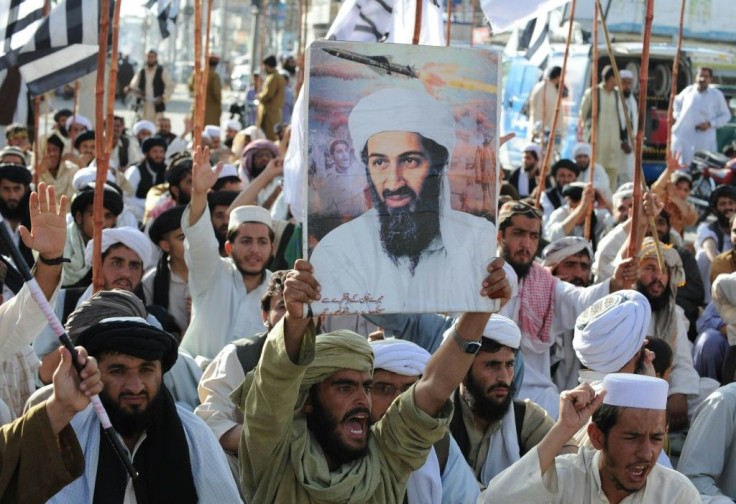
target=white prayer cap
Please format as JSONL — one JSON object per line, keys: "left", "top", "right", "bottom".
{"left": 218, "top": 163, "right": 239, "bottom": 180}
{"left": 84, "top": 226, "right": 154, "bottom": 269}
{"left": 204, "top": 125, "right": 221, "bottom": 138}
{"left": 712, "top": 272, "right": 736, "bottom": 344}
{"left": 542, "top": 236, "right": 593, "bottom": 269}
{"left": 225, "top": 120, "right": 240, "bottom": 131}
{"left": 132, "top": 120, "right": 156, "bottom": 136}
{"left": 602, "top": 373, "right": 669, "bottom": 410}
{"left": 65, "top": 114, "right": 92, "bottom": 130}
{"left": 228, "top": 205, "right": 272, "bottom": 232}
{"left": 72, "top": 165, "right": 116, "bottom": 191}
{"left": 482, "top": 315, "right": 521, "bottom": 349}
{"left": 147, "top": 48, "right": 158, "bottom": 54}
{"left": 522, "top": 143, "right": 542, "bottom": 160}
{"left": 613, "top": 182, "right": 635, "bottom": 202}
{"left": 371, "top": 339, "right": 430, "bottom": 376}
{"left": 348, "top": 88, "right": 456, "bottom": 157}
{"left": 201, "top": 131, "right": 211, "bottom": 140}
{"left": 572, "top": 142, "right": 592, "bottom": 158}
{"left": 242, "top": 125, "right": 266, "bottom": 140}
{"left": 620, "top": 69, "right": 634, "bottom": 80}
{"left": 573, "top": 290, "right": 651, "bottom": 373}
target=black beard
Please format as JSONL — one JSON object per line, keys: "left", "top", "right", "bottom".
{"left": 716, "top": 211, "right": 732, "bottom": 229}
{"left": 502, "top": 246, "right": 533, "bottom": 279}
{"left": 523, "top": 163, "right": 537, "bottom": 173}
{"left": 636, "top": 279, "right": 671, "bottom": 312}
{"left": 234, "top": 254, "right": 273, "bottom": 278}
{"left": 306, "top": 390, "right": 372, "bottom": 467}
{"left": 148, "top": 159, "right": 166, "bottom": 173}
{"left": 368, "top": 167, "right": 442, "bottom": 271}
{"left": 462, "top": 371, "right": 515, "bottom": 424}
{"left": 173, "top": 189, "right": 190, "bottom": 205}
{"left": 283, "top": 63, "right": 296, "bottom": 75}
{"left": 0, "top": 191, "right": 29, "bottom": 221}
{"left": 250, "top": 162, "right": 269, "bottom": 179}
{"left": 623, "top": 90, "right": 632, "bottom": 98}
{"left": 99, "top": 385, "right": 164, "bottom": 439}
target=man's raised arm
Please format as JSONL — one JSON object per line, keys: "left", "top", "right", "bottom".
{"left": 188, "top": 146, "right": 223, "bottom": 226}
{"left": 282, "top": 259, "right": 321, "bottom": 362}
{"left": 413, "top": 257, "right": 511, "bottom": 417}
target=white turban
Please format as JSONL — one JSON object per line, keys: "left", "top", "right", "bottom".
{"left": 348, "top": 88, "right": 456, "bottom": 157}
{"left": 572, "top": 142, "right": 592, "bottom": 158}
{"left": 204, "top": 125, "right": 221, "bottom": 138}
{"left": 241, "top": 125, "right": 266, "bottom": 140}
{"left": 542, "top": 236, "right": 593, "bottom": 269}
{"left": 371, "top": 339, "right": 430, "bottom": 376}
{"left": 523, "top": 143, "right": 542, "bottom": 160}
{"left": 612, "top": 182, "right": 635, "bottom": 203}
{"left": 482, "top": 315, "right": 521, "bottom": 349}
{"left": 219, "top": 163, "right": 239, "bottom": 179}
{"left": 620, "top": 69, "right": 634, "bottom": 80}
{"left": 225, "top": 120, "right": 240, "bottom": 131}
{"left": 132, "top": 120, "right": 156, "bottom": 136}
{"left": 573, "top": 290, "right": 651, "bottom": 373}
{"left": 84, "top": 227, "right": 153, "bottom": 269}
{"left": 65, "top": 114, "right": 92, "bottom": 131}
{"left": 602, "top": 373, "right": 668, "bottom": 410}
{"left": 712, "top": 272, "right": 736, "bottom": 345}
{"left": 72, "top": 165, "right": 116, "bottom": 191}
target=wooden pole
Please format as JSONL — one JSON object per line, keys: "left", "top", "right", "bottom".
{"left": 445, "top": 0, "right": 453, "bottom": 46}
{"left": 198, "top": 0, "right": 213, "bottom": 132}
{"left": 70, "top": 80, "right": 80, "bottom": 148}
{"left": 106, "top": 0, "right": 122, "bottom": 157}
{"left": 412, "top": 0, "right": 423, "bottom": 45}
{"left": 626, "top": 0, "right": 654, "bottom": 260}
{"left": 584, "top": 1, "right": 599, "bottom": 241}
{"left": 666, "top": 0, "right": 686, "bottom": 160}
{"left": 193, "top": 0, "right": 202, "bottom": 146}
{"left": 596, "top": 0, "right": 664, "bottom": 269}
{"left": 92, "top": 0, "right": 111, "bottom": 293}
{"left": 32, "top": 97, "right": 41, "bottom": 187}
{"left": 534, "top": 0, "right": 577, "bottom": 208}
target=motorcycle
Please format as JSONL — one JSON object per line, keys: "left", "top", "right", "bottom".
{"left": 689, "top": 150, "right": 736, "bottom": 222}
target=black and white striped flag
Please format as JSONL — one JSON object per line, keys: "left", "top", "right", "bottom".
{"left": 0, "top": 0, "right": 113, "bottom": 97}
{"left": 146, "top": 0, "right": 179, "bottom": 39}
{"left": 0, "top": 0, "right": 46, "bottom": 69}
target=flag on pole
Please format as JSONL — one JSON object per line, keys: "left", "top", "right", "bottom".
{"left": 481, "top": 0, "right": 570, "bottom": 33}
{"left": 0, "top": 0, "right": 46, "bottom": 69}
{"left": 520, "top": 14, "right": 550, "bottom": 68}
{"left": 285, "top": 0, "right": 445, "bottom": 222}
{"left": 0, "top": 0, "right": 114, "bottom": 97}
{"left": 146, "top": 0, "right": 179, "bottom": 39}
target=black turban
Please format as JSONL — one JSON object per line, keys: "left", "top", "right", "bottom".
{"left": 263, "top": 55, "right": 277, "bottom": 68}
{"left": 76, "top": 318, "right": 179, "bottom": 372}
{"left": 148, "top": 205, "right": 185, "bottom": 245}
{"left": 551, "top": 159, "right": 580, "bottom": 178}
{"left": 207, "top": 190, "right": 238, "bottom": 211}
{"left": 0, "top": 163, "right": 31, "bottom": 185}
{"left": 142, "top": 136, "right": 167, "bottom": 154}
{"left": 73, "top": 130, "right": 95, "bottom": 150}
{"left": 562, "top": 182, "right": 586, "bottom": 201}
{"left": 47, "top": 133, "right": 65, "bottom": 151}
{"left": 164, "top": 158, "right": 192, "bottom": 186}
{"left": 70, "top": 182, "right": 124, "bottom": 217}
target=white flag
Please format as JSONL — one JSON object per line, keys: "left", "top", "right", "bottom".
{"left": 482, "top": 0, "right": 570, "bottom": 33}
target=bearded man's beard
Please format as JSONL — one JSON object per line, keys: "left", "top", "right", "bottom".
{"left": 636, "top": 279, "right": 671, "bottom": 312}
{"left": 99, "top": 385, "right": 164, "bottom": 438}
{"left": 368, "top": 167, "right": 442, "bottom": 273}
{"left": 148, "top": 159, "right": 166, "bottom": 173}
{"left": 306, "top": 390, "right": 372, "bottom": 467}
{"left": 0, "top": 191, "right": 29, "bottom": 221}
{"left": 716, "top": 210, "right": 733, "bottom": 229}
{"left": 623, "top": 90, "right": 632, "bottom": 98}
{"left": 462, "top": 371, "right": 515, "bottom": 425}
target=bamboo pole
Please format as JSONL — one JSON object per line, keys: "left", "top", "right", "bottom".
{"left": 105, "top": 0, "right": 122, "bottom": 157}
{"left": 584, "top": 1, "right": 599, "bottom": 241}
{"left": 445, "top": 0, "right": 453, "bottom": 46}
{"left": 412, "top": 0, "right": 423, "bottom": 45}
{"left": 626, "top": 0, "right": 654, "bottom": 260}
{"left": 198, "top": 0, "right": 213, "bottom": 132}
{"left": 70, "top": 80, "right": 80, "bottom": 148}
{"left": 92, "top": 0, "right": 111, "bottom": 293}
{"left": 666, "top": 0, "right": 686, "bottom": 160}
{"left": 596, "top": 0, "right": 664, "bottom": 270}
{"left": 193, "top": 0, "right": 202, "bottom": 146}
{"left": 32, "top": 97, "right": 41, "bottom": 187}
{"left": 534, "top": 0, "right": 577, "bottom": 208}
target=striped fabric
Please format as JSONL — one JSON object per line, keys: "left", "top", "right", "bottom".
{"left": 0, "top": 0, "right": 113, "bottom": 97}
{"left": 146, "top": 0, "right": 179, "bottom": 39}
{"left": 0, "top": 0, "right": 45, "bottom": 69}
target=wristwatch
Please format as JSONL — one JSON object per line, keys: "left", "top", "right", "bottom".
{"left": 448, "top": 325, "right": 482, "bottom": 355}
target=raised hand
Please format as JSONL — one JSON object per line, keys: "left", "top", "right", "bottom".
{"left": 191, "top": 145, "right": 223, "bottom": 195}
{"left": 283, "top": 259, "right": 321, "bottom": 320}
{"left": 481, "top": 257, "right": 512, "bottom": 308}
{"left": 611, "top": 256, "right": 639, "bottom": 291}
{"left": 557, "top": 383, "right": 606, "bottom": 435}
{"left": 19, "top": 182, "right": 67, "bottom": 260}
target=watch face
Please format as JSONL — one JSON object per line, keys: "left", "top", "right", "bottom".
{"left": 464, "top": 341, "right": 482, "bottom": 354}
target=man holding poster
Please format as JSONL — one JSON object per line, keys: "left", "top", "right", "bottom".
{"left": 309, "top": 86, "right": 497, "bottom": 315}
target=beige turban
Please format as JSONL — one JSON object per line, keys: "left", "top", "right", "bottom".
{"left": 639, "top": 238, "right": 685, "bottom": 288}
{"left": 371, "top": 339, "right": 429, "bottom": 376}
{"left": 541, "top": 236, "right": 593, "bottom": 269}
{"left": 302, "top": 330, "right": 374, "bottom": 391}
{"left": 573, "top": 290, "right": 651, "bottom": 373}
{"left": 712, "top": 272, "right": 736, "bottom": 345}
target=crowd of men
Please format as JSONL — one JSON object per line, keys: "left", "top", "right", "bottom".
{"left": 0, "top": 54, "right": 735, "bottom": 504}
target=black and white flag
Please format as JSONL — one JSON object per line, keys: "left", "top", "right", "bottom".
{"left": 146, "top": 0, "right": 179, "bottom": 39}
{"left": 0, "top": 0, "right": 46, "bottom": 69}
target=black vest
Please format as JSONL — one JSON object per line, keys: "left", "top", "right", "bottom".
{"left": 137, "top": 65, "right": 166, "bottom": 113}
{"left": 135, "top": 161, "right": 165, "bottom": 199}
{"left": 545, "top": 187, "right": 564, "bottom": 210}
{"left": 709, "top": 220, "right": 727, "bottom": 251}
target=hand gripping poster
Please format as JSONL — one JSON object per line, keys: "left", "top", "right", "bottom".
{"left": 304, "top": 40, "right": 500, "bottom": 316}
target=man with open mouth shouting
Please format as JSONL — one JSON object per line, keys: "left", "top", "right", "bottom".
{"left": 231, "top": 257, "right": 511, "bottom": 503}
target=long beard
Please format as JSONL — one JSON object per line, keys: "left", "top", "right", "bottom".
{"left": 306, "top": 391, "right": 372, "bottom": 467}
{"left": 149, "top": 160, "right": 166, "bottom": 173}
{"left": 636, "top": 280, "right": 671, "bottom": 312}
{"left": 462, "top": 372, "right": 515, "bottom": 424}
{"left": 368, "top": 167, "right": 442, "bottom": 271}
{"left": 716, "top": 211, "right": 732, "bottom": 229}
{"left": 99, "top": 386, "right": 164, "bottom": 438}
{"left": 0, "top": 191, "right": 29, "bottom": 221}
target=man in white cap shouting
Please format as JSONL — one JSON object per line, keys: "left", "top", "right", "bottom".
{"left": 449, "top": 315, "right": 575, "bottom": 485}
{"left": 181, "top": 147, "right": 274, "bottom": 362}
{"left": 309, "top": 87, "right": 496, "bottom": 314}
{"left": 482, "top": 374, "right": 700, "bottom": 502}
{"left": 370, "top": 338, "right": 479, "bottom": 503}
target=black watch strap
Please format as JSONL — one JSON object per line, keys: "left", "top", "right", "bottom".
{"left": 38, "top": 255, "right": 71, "bottom": 266}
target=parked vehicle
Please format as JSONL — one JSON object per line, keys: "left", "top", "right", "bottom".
{"left": 689, "top": 149, "right": 736, "bottom": 221}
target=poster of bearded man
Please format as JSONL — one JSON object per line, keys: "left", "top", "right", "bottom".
{"left": 305, "top": 40, "right": 500, "bottom": 315}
